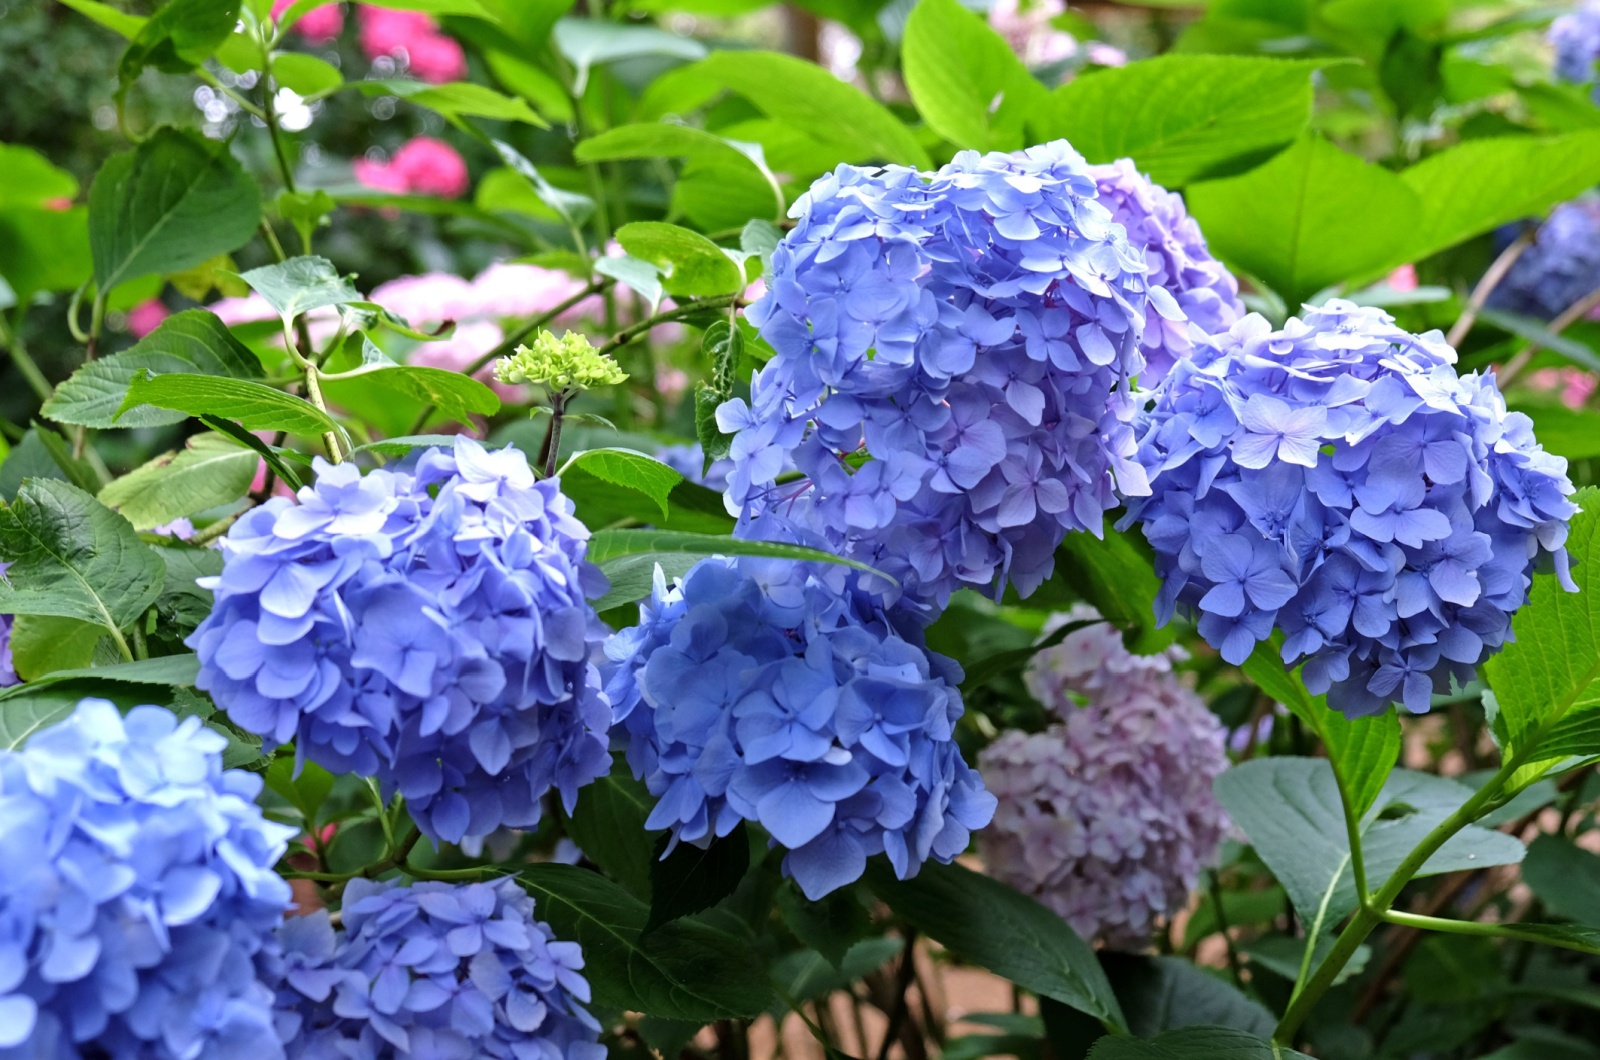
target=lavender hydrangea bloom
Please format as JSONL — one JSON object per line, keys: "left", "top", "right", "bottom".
{"left": 1089, "top": 159, "right": 1244, "bottom": 386}
{"left": 1485, "top": 199, "right": 1600, "bottom": 321}
{"left": 0, "top": 699, "right": 295, "bottom": 1057}
{"left": 1551, "top": 1, "right": 1600, "bottom": 89}
{"left": 265, "top": 877, "right": 604, "bottom": 1059}
{"left": 190, "top": 437, "right": 613, "bottom": 843}
{"left": 603, "top": 553, "right": 996, "bottom": 899}
{"left": 980, "top": 610, "right": 1229, "bottom": 949}
{"left": 1124, "top": 301, "right": 1579, "bottom": 717}
{"left": 0, "top": 615, "right": 16, "bottom": 688}
{"left": 726, "top": 142, "right": 1160, "bottom": 612}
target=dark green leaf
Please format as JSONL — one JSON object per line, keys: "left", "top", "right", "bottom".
{"left": 120, "top": 371, "right": 347, "bottom": 443}
{"left": 695, "top": 383, "right": 731, "bottom": 462}
{"left": 563, "top": 760, "right": 661, "bottom": 900}
{"left": 0, "top": 430, "right": 81, "bottom": 502}
{"left": 263, "top": 756, "right": 336, "bottom": 826}
{"left": 97, "top": 433, "right": 258, "bottom": 531}
{"left": 1053, "top": 519, "right": 1173, "bottom": 650}
{"left": 1087, "top": 1027, "right": 1312, "bottom": 1059}
{"left": 1100, "top": 953, "right": 1275, "bottom": 1038}
{"left": 1240, "top": 935, "right": 1368, "bottom": 987}
{"left": 703, "top": 320, "right": 743, "bottom": 393}
{"left": 0, "top": 479, "right": 165, "bottom": 650}
{"left": 774, "top": 883, "right": 872, "bottom": 968}
{"left": 517, "top": 862, "right": 772, "bottom": 1020}
{"left": 562, "top": 449, "right": 683, "bottom": 522}
{"left": 768, "top": 937, "right": 903, "bottom": 1010}
{"left": 647, "top": 827, "right": 751, "bottom": 933}
{"left": 902, "top": 0, "right": 1047, "bottom": 151}
{"left": 1186, "top": 135, "right": 1420, "bottom": 303}
{"left": 89, "top": 127, "right": 262, "bottom": 293}
{"left": 119, "top": 0, "right": 241, "bottom": 83}
{"left": 866, "top": 859, "right": 1126, "bottom": 1030}
{"left": 1523, "top": 835, "right": 1600, "bottom": 924}
{"left": 202, "top": 415, "right": 306, "bottom": 491}
{"left": 1037, "top": 56, "right": 1326, "bottom": 186}
{"left": 1479, "top": 310, "right": 1600, "bottom": 373}
{"left": 45, "top": 310, "right": 265, "bottom": 429}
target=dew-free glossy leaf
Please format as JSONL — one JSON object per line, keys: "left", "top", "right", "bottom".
{"left": 562, "top": 449, "right": 682, "bottom": 522}
{"left": 902, "top": 0, "right": 1048, "bottom": 152}
{"left": 615, "top": 222, "right": 743, "bottom": 297}
{"left": 97, "top": 434, "right": 258, "bottom": 531}
{"left": 120, "top": 372, "right": 346, "bottom": 443}
{"left": 321, "top": 365, "right": 501, "bottom": 427}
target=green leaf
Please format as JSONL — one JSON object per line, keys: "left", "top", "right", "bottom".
{"left": 275, "top": 190, "right": 338, "bottom": 252}
{"left": 356, "top": 79, "right": 547, "bottom": 126}
{"left": 1053, "top": 518, "right": 1173, "bottom": 651}
{"left": 562, "top": 449, "right": 682, "bottom": 522}
{"left": 28, "top": 422, "right": 106, "bottom": 496}
{"left": 120, "top": 372, "right": 348, "bottom": 443}
{"left": 0, "top": 480, "right": 165, "bottom": 654}
{"left": 552, "top": 18, "right": 708, "bottom": 96}
{"left": 1100, "top": 953, "right": 1275, "bottom": 1038}
{"left": 1522, "top": 835, "right": 1600, "bottom": 924}
{"left": 769, "top": 938, "right": 903, "bottom": 1011}
{"left": 1186, "top": 135, "right": 1420, "bottom": 303}
{"left": 0, "top": 144, "right": 79, "bottom": 210}
{"left": 89, "top": 127, "right": 262, "bottom": 294}
{"left": 0, "top": 430, "right": 82, "bottom": 502}
{"left": 1400, "top": 133, "right": 1600, "bottom": 264}
{"left": 1214, "top": 758, "right": 1525, "bottom": 945}
{"left": 595, "top": 255, "right": 664, "bottom": 311}
{"left": 0, "top": 691, "right": 83, "bottom": 751}
{"left": 1036, "top": 56, "right": 1325, "bottom": 187}
{"left": 7, "top": 615, "right": 105, "bottom": 680}
{"left": 1483, "top": 488, "right": 1600, "bottom": 766}
{"left": 615, "top": 222, "right": 742, "bottom": 297}
{"left": 1087, "top": 1027, "right": 1312, "bottom": 1060}
{"left": 203, "top": 415, "right": 306, "bottom": 491}
{"left": 55, "top": 0, "right": 146, "bottom": 38}
{"left": 487, "top": 139, "right": 596, "bottom": 233}
{"left": 0, "top": 205, "right": 92, "bottom": 301}
{"left": 263, "top": 756, "right": 336, "bottom": 826}
{"left": 646, "top": 827, "right": 752, "bottom": 933}
{"left": 1479, "top": 310, "right": 1600, "bottom": 374}
{"left": 576, "top": 123, "right": 782, "bottom": 218}
{"left": 350, "top": 434, "right": 465, "bottom": 457}
{"left": 0, "top": 653, "right": 201, "bottom": 701}
{"left": 320, "top": 365, "right": 501, "bottom": 427}
{"left": 119, "top": 0, "right": 241, "bottom": 83}
{"left": 271, "top": 52, "right": 343, "bottom": 97}
{"left": 236, "top": 255, "right": 362, "bottom": 326}
{"left": 695, "top": 384, "right": 731, "bottom": 464}
{"left": 563, "top": 760, "right": 661, "bottom": 900}
{"left": 902, "top": 0, "right": 1048, "bottom": 152}
{"left": 774, "top": 884, "right": 872, "bottom": 969}
{"left": 97, "top": 433, "right": 258, "bottom": 531}
{"left": 1240, "top": 639, "right": 1400, "bottom": 819}
{"left": 593, "top": 552, "right": 701, "bottom": 613}
{"left": 703, "top": 319, "right": 743, "bottom": 393}
{"left": 691, "top": 50, "right": 931, "bottom": 169}
{"left": 740, "top": 219, "right": 782, "bottom": 276}
{"left": 866, "top": 859, "right": 1126, "bottom": 1030}
{"left": 586, "top": 529, "right": 884, "bottom": 579}
{"left": 517, "top": 863, "right": 772, "bottom": 1020}
{"left": 1240, "top": 935, "right": 1369, "bottom": 987}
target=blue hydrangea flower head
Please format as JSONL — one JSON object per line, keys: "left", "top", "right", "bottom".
{"left": 725, "top": 141, "right": 1162, "bottom": 612}
{"left": 0, "top": 698, "right": 295, "bottom": 1058}
{"left": 1124, "top": 301, "right": 1579, "bottom": 716}
{"left": 603, "top": 551, "right": 996, "bottom": 899}
{"left": 1486, "top": 198, "right": 1600, "bottom": 322}
{"left": 1089, "top": 159, "right": 1244, "bottom": 386}
{"left": 190, "top": 436, "right": 614, "bottom": 843}
{"left": 1551, "top": 1, "right": 1600, "bottom": 88}
{"left": 981, "top": 607, "right": 1229, "bottom": 948}
{"left": 265, "top": 877, "right": 604, "bottom": 1059}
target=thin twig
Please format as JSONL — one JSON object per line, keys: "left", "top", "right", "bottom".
{"left": 1448, "top": 227, "right": 1534, "bottom": 348}
{"left": 1497, "top": 283, "right": 1600, "bottom": 389}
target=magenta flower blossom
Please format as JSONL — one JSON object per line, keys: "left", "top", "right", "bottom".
{"left": 354, "top": 137, "right": 468, "bottom": 199}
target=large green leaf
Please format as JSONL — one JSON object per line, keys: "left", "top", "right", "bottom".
{"left": 646, "top": 828, "right": 752, "bottom": 933}
{"left": 901, "top": 0, "right": 1047, "bottom": 152}
{"left": 576, "top": 124, "right": 783, "bottom": 219}
{"left": 516, "top": 863, "right": 772, "bottom": 1020}
{"left": 8, "top": 615, "right": 106, "bottom": 680}
{"left": 1241, "top": 639, "right": 1400, "bottom": 820}
{"left": 1037, "top": 56, "right": 1325, "bottom": 187}
{"left": 320, "top": 365, "right": 501, "bottom": 427}
{"left": 615, "top": 222, "right": 743, "bottom": 297}
{"left": 0, "top": 479, "right": 165, "bottom": 653}
{"left": 236, "top": 255, "right": 362, "bottom": 325}
{"left": 1214, "top": 758, "right": 1525, "bottom": 946}
{"left": 1100, "top": 953, "right": 1276, "bottom": 1039}
{"left": 563, "top": 761, "right": 660, "bottom": 900}
{"left": 1053, "top": 518, "right": 1173, "bottom": 651}
{"left": 356, "top": 79, "right": 547, "bottom": 126}
{"left": 690, "top": 50, "right": 931, "bottom": 169}
{"left": 44, "top": 310, "right": 264, "bottom": 429}
{"left": 0, "top": 205, "right": 92, "bottom": 301}
{"left": 97, "top": 433, "right": 259, "bottom": 531}
{"left": 0, "top": 144, "right": 79, "bottom": 209}
{"left": 55, "top": 0, "right": 146, "bottom": 38}
{"left": 89, "top": 127, "right": 262, "bottom": 293}
{"left": 1522, "top": 835, "right": 1600, "bottom": 924}
{"left": 1400, "top": 133, "right": 1600, "bottom": 264}
{"left": 587, "top": 529, "right": 883, "bottom": 579}
{"left": 866, "top": 860, "right": 1126, "bottom": 1030}
{"left": 120, "top": 372, "right": 347, "bottom": 443}
{"left": 561, "top": 448, "right": 683, "bottom": 522}
{"left": 0, "top": 654, "right": 200, "bottom": 702}
{"left": 552, "top": 17, "right": 709, "bottom": 95}
{"left": 119, "top": 0, "right": 241, "bottom": 84}
{"left": 1088, "top": 1027, "right": 1312, "bottom": 1060}
{"left": 1186, "top": 135, "right": 1420, "bottom": 304}
{"left": 1484, "top": 488, "right": 1600, "bottom": 766}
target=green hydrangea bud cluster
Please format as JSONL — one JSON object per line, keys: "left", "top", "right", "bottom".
{"left": 495, "top": 329, "right": 628, "bottom": 393}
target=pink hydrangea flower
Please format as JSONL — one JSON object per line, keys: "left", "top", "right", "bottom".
{"left": 275, "top": 0, "right": 344, "bottom": 42}
{"left": 126, "top": 299, "right": 169, "bottom": 338}
{"left": 368, "top": 272, "right": 480, "bottom": 325}
{"left": 979, "top": 605, "right": 1230, "bottom": 949}
{"left": 357, "top": 6, "right": 465, "bottom": 83}
{"left": 1529, "top": 366, "right": 1598, "bottom": 409}
{"left": 353, "top": 137, "right": 469, "bottom": 198}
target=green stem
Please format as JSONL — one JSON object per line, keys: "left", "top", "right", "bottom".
{"left": 1379, "top": 910, "right": 1600, "bottom": 957}
{"left": 1208, "top": 869, "right": 1246, "bottom": 990}
{"left": 1, "top": 316, "right": 54, "bottom": 404}
{"left": 595, "top": 293, "right": 740, "bottom": 360}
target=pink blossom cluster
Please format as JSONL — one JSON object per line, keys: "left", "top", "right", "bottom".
{"left": 979, "top": 605, "right": 1230, "bottom": 949}
{"left": 277, "top": 2, "right": 465, "bottom": 83}
{"left": 353, "top": 136, "right": 469, "bottom": 198}
{"left": 1528, "top": 366, "right": 1599, "bottom": 409}
{"left": 275, "top": 0, "right": 344, "bottom": 43}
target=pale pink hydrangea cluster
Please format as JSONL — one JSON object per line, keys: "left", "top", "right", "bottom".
{"left": 979, "top": 605, "right": 1230, "bottom": 949}
{"left": 1529, "top": 366, "right": 1598, "bottom": 409}
{"left": 357, "top": 6, "right": 466, "bottom": 82}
